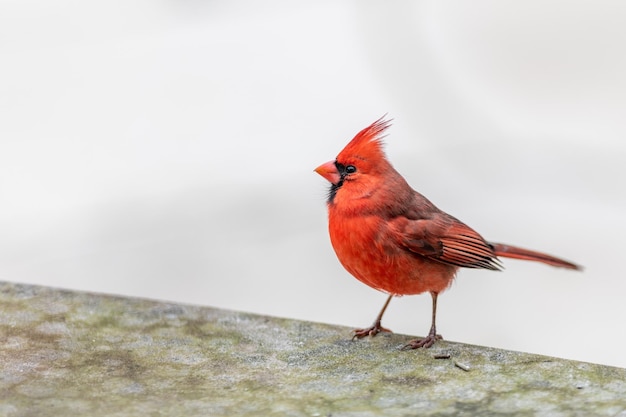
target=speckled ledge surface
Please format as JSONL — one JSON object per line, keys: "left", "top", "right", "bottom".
{"left": 1, "top": 281, "right": 625, "bottom": 416}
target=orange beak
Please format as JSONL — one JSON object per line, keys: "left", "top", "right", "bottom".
{"left": 314, "top": 160, "right": 341, "bottom": 185}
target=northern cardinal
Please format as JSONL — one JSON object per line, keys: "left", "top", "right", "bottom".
{"left": 315, "top": 117, "right": 580, "bottom": 349}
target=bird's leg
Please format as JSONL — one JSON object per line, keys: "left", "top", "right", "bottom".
{"left": 353, "top": 294, "right": 393, "bottom": 339}
{"left": 402, "top": 291, "right": 443, "bottom": 349}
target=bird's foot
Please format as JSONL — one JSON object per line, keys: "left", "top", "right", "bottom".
{"left": 352, "top": 321, "right": 392, "bottom": 340}
{"left": 401, "top": 333, "right": 443, "bottom": 350}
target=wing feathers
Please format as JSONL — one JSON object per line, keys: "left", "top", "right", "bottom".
{"left": 440, "top": 234, "right": 503, "bottom": 270}
{"left": 401, "top": 220, "right": 502, "bottom": 271}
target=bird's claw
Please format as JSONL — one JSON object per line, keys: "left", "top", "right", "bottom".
{"left": 352, "top": 323, "right": 392, "bottom": 340}
{"left": 401, "top": 334, "right": 443, "bottom": 350}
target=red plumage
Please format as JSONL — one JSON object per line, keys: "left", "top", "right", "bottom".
{"left": 315, "top": 117, "right": 580, "bottom": 349}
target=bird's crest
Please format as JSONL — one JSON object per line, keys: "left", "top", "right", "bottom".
{"left": 336, "top": 116, "right": 391, "bottom": 163}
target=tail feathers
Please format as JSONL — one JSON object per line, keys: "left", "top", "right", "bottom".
{"left": 490, "top": 242, "right": 581, "bottom": 270}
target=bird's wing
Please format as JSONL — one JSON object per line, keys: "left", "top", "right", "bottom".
{"left": 398, "top": 216, "right": 503, "bottom": 271}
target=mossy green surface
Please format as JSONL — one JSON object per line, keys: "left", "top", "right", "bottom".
{"left": 1, "top": 281, "right": 625, "bottom": 416}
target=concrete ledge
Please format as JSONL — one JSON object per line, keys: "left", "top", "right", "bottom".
{"left": 1, "top": 281, "right": 625, "bottom": 416}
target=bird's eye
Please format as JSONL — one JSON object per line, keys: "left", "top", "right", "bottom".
{"left": 345, "top": 165, "right": 357, "bottom": 174}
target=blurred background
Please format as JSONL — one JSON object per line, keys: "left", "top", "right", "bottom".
{"left": 1, "top": 1, "right": 625, "bottom": 368}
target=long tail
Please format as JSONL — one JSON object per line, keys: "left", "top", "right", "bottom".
{"left": 489, "top": 242, "right": 581, "bottom": 270}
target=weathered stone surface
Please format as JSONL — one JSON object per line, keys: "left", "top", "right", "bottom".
{"left": 1, "top": 281, "right": 625, "bottom": 416}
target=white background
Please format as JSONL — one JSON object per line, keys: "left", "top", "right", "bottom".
{"left": 1, "top": 1, "right": 625, "bottom": 368}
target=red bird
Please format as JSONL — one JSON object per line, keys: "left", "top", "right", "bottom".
{"left": 315, "top": 117, "right": 580, "bottom": 349}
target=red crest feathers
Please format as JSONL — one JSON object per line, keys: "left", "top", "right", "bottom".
{"left": 336, "top": 116, "right": 391, "bottom": 163}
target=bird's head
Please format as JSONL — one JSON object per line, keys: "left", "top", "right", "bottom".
{"left": 315, "top": 116, "right": 395, "bottom": 205}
